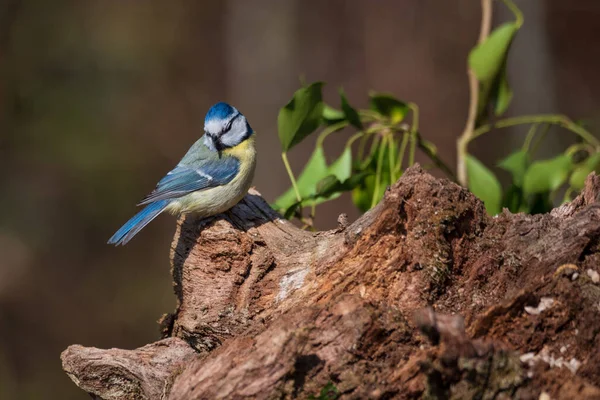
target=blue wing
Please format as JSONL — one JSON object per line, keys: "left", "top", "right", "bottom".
{"left": 138, "top": 157, "right": 240, "bottom": 205}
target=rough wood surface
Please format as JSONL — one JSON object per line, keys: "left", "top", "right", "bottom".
{"left": 61, "top": 166, "right": 600, "bottom": 399}
{"left": 61, "top": 338, "right": 196, "bottom": 400}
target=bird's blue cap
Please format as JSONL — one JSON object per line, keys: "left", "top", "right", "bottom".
{"left": 205, "top": 102, "right": 237, "bottom": 123}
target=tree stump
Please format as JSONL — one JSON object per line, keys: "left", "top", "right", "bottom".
{"left": 61, "top": 165, "right": 600, "bottom": 399}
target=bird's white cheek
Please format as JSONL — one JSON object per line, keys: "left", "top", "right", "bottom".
{"left": 221, "top": 118, "right": 249, "bottom": 147}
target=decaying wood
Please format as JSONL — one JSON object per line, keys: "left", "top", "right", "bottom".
{"left": 61, "top": 166, "right": 600, "bottom": 399}
{"left": 61, "top": 338, "right": 196, "bottom": 400}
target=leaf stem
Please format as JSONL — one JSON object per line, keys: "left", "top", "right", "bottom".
{"left": 396, "top": 132, "right": 409, "bottom": 175}
{"left": 530, "top": 124, "right": 551, "bottom": 156}
{"left": 388, "top": 134, "right": 397, "bottom": 181}
{"left": 470, "top": 114, "right": 600, "bottom": 148}
{"left": 358, "top": 109, "right": 381, "bottom": 122}
{"left": 316, "top": 120, "right": 349, "bottom": 148}
{"left": 360, "top": 134, "right": 381, "bottom": 170}
{"left": 522, "top": 123, "right": 539, "bottom": 152}
{"left": 357, "top": 134, "right": 369, "bottom": 161}
{"left": 281, "top": 152, "right": 302, "bottom": 202}
{"left": 371, "top": 135, "right": 388, "bottom": 208}
{"left": 565, "top": 143, "right": 595, "bottom": 157}
{"left": 408, "top": 103, "right": 419, "bottom": 166}
{"left": 502, "top": 0, "right": 524, "bottom": 27}
{"left": 417, "top": 134, "right": 457, "bottom": 181}
{"left": 357, "top": 125, "right": 383, "bottom": 161}
{"left": 346, "top": 131, "right": 365, "bottom": 149}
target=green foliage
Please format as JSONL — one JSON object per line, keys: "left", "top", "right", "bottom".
{"left": 322, "top": 104, "right": 346, "bottom": 125}
{"left": 369, "top": 92, "right": 409, "bottom": 124}
{"left": 352, "top": 141, "right": 395, "bottom": 212}
{"left": 274, "top": 147, "right": 328, "bottom": 212}
{"left": 340, "top": 89, "right": 363, "bottom": 130}
{"left": 570, "top": 153, "right": 600, "bottom": 190}
{"left": 523, "top": 154, "right": 572, "bottom": 195}
{"left": 273, "top": 81, "right": 420, "bottom": 224}
{"left": 468, "top": 1, "right": 522, "bottom": 118}
{"left": 274, "top": 141, "right": 355, "bottom": 218}
{"left": 278, "top": 82, "right": 324, "bottom": 152}
{"left": 498, "top": 150, "right": 528, "bottom": 187}
{"left": 466, "top": 155, "right": 502, "bottom": 215}
{"left": 469, "top": 23, "right": 519, "bottom": 117}
{"left": 274, "top": 0, "right": 599, "bottom": 225}
{"left": 493, "top": 141, "right": 599, "bottom": 214}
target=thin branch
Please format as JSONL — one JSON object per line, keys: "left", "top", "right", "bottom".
{"left": 457, "top": 0, "right": 493, "bottom": 187}
{"left": 479, "top": 0, "right": 493, "bottom": 43}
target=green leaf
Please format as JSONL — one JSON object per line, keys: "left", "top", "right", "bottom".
{"left": 314, "top": 170, "right": 371, "bottom": 202}
{"left": 278, "top": 82, "right": 325, "bottom": 151}
{"left": 569, "top": 152, "right": 600, "bottom": 190}
{"left": 273, "top": 147, "right": 328, "bottom": 211}
{"left": 283, "top": 201, "right": 302, "bottom": 219}
{"left": 369, "top": 92, "right": 408, "bottom": 124}
{"left": 502, "top": 184, "right": 523, "bottom": 213}
{"left": 275, "top": 145, "right": 355, "bottom": 215}
{"left": 495, "top": 71, "right": 513, "bottom": 115}
{"left": 523, "top": 154, "right": 573, "bottom": 194}
{"left": 322, "top": 104, "right": 345, "bottom": 125}
{"left": 315, "top": 175, "right": 343, "bottom": 199}
{"left": 468, "top": 22, "right": 519, "bottom": 117}
{"left": 498, "top": 150, "right": 528, "bottom": 187}
{"left": 420, "top": 139, "right": 437, "bottom": 156}
{"left": 308, "top": 147, "right": 354, "bottom": 205}
{"left": 340, "top": 89, "right": 363, "bottom": 130}
{"left": 328, "top": 146, "right": 352, "bottom": 182}
{"left": 351, "top": 141, "right": 393, "bottom": 211}
{"left": 469, "top": 23, "right": 518, "bottom": 83}
{"left": 466, "top": 155, "right": 502, "bottom": 215}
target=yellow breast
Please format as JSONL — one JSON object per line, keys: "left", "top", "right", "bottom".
{"left": 222, "top": 136, "right": 256, "bottom": 161}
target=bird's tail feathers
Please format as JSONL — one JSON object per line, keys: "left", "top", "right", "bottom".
{"left": 108, "top": 200, "right": 170, "bottom": 246}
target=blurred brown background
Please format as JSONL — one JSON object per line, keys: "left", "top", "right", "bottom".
{"left": 1, "top": 1, "right": 599, "bottom": 398}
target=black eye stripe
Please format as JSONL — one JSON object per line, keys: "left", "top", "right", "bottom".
{"left": 223, "top": 113, "right": 240, "bottom": 133}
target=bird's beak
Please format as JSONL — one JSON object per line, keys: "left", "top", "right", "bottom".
{"left": 209, "top": 134, "right": 223, "bottom": 151}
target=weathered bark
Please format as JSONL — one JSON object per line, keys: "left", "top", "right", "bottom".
{"left": 61, "top": 338, "right": 196, "bottom": 400}
{"left": 61, "top": 166, "right": 600, "bottom": 399}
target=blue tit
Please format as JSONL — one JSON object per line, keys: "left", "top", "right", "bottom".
{"left": 108, "top": 102, "right": 256, "bottom": 246}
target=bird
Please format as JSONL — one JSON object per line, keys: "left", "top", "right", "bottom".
{"left": 108, "top": 102, "right": 257, "bottom": 246}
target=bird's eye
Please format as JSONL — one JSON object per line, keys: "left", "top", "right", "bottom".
{"left": 223, "top": 113, "right": 240, "bottom": 133}
{"left": 224, "top": 120, "right": 233, "bottom": 133}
